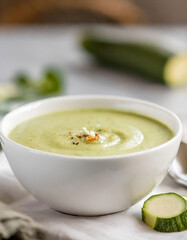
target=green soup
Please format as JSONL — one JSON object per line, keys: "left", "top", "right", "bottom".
{"left": 9, "top": 108, "right": 174, "bottom": 157}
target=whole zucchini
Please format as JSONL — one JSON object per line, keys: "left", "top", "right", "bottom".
{"left": 81, "top": 35, "right": 187, "bottom": 87}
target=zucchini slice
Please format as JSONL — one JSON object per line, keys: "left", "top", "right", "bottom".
{"left": 142, "top": 193, "right": 187, "bottom": 232}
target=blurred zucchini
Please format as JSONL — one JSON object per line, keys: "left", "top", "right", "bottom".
{"left": 81, "top": 35, "right": 187, "bottom": 87}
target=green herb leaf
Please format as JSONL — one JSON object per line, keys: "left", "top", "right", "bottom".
{"left": 14, "top": 73, "right": 31, "bottom": 88}
{"left": 36, "top": 67, "right": 64, "bottom": 95}
{"left": 0, "top": 66, "right": 65, "bottom": 115}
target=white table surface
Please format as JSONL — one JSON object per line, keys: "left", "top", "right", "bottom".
{"left": 0, "top": 25, "right": 187, "bottom": 239}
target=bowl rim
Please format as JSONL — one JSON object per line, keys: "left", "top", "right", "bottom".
{"left": 0, "top": 95, "right": 183, "bottom": 160}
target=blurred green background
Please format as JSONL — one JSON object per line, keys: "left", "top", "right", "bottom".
{"left": 0, "top": 0, "right": 187, "bottom": 117}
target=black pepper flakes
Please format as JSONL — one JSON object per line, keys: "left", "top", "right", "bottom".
{"left": 73, "top": 142, "right": 75, "bottom": 144}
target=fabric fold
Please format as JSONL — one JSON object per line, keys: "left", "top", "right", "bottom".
{"left": 0, "top": 201, "right": 56, "bottom": 240}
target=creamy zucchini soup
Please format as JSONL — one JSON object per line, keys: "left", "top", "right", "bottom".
{"left": 9, "top": 109, "right": 174, "bottom": 157}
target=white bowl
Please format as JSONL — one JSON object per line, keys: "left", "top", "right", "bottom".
{"left": 0, "top": 95, "right": 182, "bottom": 216}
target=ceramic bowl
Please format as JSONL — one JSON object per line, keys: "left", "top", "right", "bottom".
{"left": 0, "top": 95, "right": 182, "bottom": 216}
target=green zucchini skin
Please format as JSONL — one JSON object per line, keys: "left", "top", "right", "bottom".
{"left": 142, "top": 193, "right": 187, "bottom": 232}
{"left": 181, "top": 196, "right": 187, "bottom": 229}
{"left": 154, "top": 213, "right": 187, "bottom": 232}
{"left": 81, "top": 35, "right": 187, "bottom": 86}
{"left": 182, "top": 195, "right": 187, "bottom": 201}
{"left": 180, "top": 210, "right": 187, "bottom": 229}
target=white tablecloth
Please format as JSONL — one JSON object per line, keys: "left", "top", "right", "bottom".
{"left": 0, "top": 151, "right": 186, "bottom": 240}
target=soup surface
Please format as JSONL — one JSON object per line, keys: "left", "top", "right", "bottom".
{"left": 9, "top": 108, "right": 174, "bottom": 157}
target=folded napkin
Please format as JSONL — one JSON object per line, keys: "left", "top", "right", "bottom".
{"left": 0, "top": 201, "right": 55, "bottom": 240}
